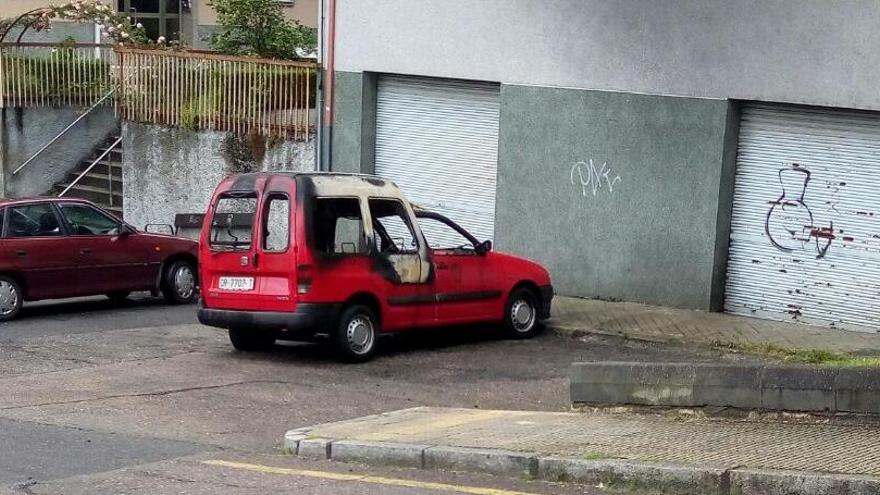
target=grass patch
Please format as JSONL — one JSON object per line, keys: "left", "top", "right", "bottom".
{"left": 714, "top": 341, "right": 880, "bottom": 367}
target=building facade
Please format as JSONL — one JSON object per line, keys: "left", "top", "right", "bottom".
{"left": 1, "top": 0, "right": 317, "bottom": 47}
{"left": 329, "top": 0, "right": 880, "bottom": 331}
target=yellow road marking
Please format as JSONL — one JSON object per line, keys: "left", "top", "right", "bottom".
{"left": 203, "top": 460, "right": 543, "bottom": 495}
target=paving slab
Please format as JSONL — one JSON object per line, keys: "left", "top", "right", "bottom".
{"left": 551, "top": 296, "right": 880, "bottom": 354}
{"left": 285, "top": 406, "right": 880, "bottom": 494}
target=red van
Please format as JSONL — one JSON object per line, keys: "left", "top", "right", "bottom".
{"left": 198, "top": 173, "right": 553, "bottom": 362}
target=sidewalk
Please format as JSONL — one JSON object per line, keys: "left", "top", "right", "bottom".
{"left": 550, "top": 296, "right": 880, "bottom": 354}
{"left": 287, "top": 407, "right": 880, "bottom": 494}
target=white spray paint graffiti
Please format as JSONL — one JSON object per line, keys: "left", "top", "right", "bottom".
{"left": 570, "top": 159, "right": 621, "bottom": 197}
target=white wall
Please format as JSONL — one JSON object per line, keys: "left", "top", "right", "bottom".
{"left": 335, "top": 0, "right": 880, "bottom": 111}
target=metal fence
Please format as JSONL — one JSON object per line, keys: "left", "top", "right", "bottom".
{"left": 0, "top": 42, "right": 116, "bottom": 108}
{"left": 117, "top": 49, "right": 316, "bottom": 140}
{"left": 0, "top": 43, "right": 318, "bottom": 141}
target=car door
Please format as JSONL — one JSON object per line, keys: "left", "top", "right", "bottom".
{"left": 4, "top": 202, "right": 80, "bottom": 300}
{"left": 367, "top": 198, "right": 432, "bottom": 330}
{"left": 416, "top": 212, "right": 500, "bottom": 324}
{"left": 56, "top": 202, "right": 155, "bottom": 294}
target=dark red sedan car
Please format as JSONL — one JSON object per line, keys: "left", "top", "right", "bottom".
{"left": 0, "top": 197, "right": 198, "bottom": 321}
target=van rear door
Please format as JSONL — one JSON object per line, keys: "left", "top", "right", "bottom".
{"left": 253, "top": 176, "right": 296, "bottom": 312}
{"left": 201, "top": 175, "right": 297, "bottom": 313}
{"left": 202, "top": 188, "right": 263, "bottom": 311}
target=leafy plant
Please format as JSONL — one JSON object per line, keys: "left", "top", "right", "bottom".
{"left": 3, "top": 1, "right": 151, "bottom": 45}
{"left": 208, "top": 0, "right": 317, "bottom": 60}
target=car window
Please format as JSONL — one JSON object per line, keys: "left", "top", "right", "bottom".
{"left": 59, "top": 204, "right": 122, "bottom": 236}
{"left": 7, "top": 204, "right": 62, "bottom": 238}
{"left": 262, "top": 194, "right": 290, "bottom": 252}
{"left": 418, "top": 216, "right": 476, "bottom": 251}
{"left": 313, "top": 198, "right": 367, "bottom": 255}
{"left": 210, "top": 193, "right": 257, "bottom": 251}
{"left": 369, "top": 199, "right": 418, "bottom": 254}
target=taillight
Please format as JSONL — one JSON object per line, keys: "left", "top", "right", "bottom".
{"left": 296, "top": 264, "right": 313, "bottom": 294}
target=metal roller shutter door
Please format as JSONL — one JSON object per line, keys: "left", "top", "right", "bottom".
{"left": 374, "top": 75, "right": 500, "bottom": 246}
{"left": 725, "top": 103, "right": 880, "bottom": 330}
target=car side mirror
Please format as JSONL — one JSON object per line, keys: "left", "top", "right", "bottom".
{"left": 476, "top": 240, "right": 492, "bottom": 255}
{"left": 118, "top": 224, "right": 136, "bottom": 236}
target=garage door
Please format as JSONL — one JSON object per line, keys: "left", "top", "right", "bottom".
{"left": 725, "top": 103, "right": 880, "bottom": 330}
{"left": 374, "top": 75, "right": 500, "bottom": 245}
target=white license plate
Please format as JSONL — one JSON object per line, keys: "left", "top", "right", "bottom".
{"left": 219, "top": 276, "right": 255, "bottom": 291}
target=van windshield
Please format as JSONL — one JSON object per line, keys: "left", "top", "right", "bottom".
{"left": 210, "top": 192, "right": 257, "bottom": 251}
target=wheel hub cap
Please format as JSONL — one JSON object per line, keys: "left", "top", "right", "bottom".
{"left": 511, "top": 300, "right": 535, "bottom": 332}
{"left": 175, "top": 266, "right": 195, "bottom": 299}
{"left": 347, "top": 317, "right": 374, "bottom": 354}
{"left": 0, "top": 281, "right": 18, "bottom": 315}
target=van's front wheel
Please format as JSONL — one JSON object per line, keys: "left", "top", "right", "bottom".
{"left": 228, "top": 327, "right": 276, "bottom": 351}
{"left": 333, "top": 305, "right": 379, "bottom": 363}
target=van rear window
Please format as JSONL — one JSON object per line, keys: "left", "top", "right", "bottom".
{"left": 210, "top": 193, "right": 257, "bottom": 251}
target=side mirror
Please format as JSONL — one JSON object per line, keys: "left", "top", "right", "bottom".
{"left": 118, "top": 224, "right": 136, "bottom": 236}
{"left": 476, "top": 240, "right": 492, "bottom": 255}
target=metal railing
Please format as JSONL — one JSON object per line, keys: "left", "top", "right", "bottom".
{"left": 117, "top": 49, "right": 317, "bottom": 140}
{"left": 0, "top": 42, "right": 116, "bottom": 108}
{"left": 1, "top": 43, "right": 318, "bottom": 141}
{"left": 59, "top": 136, "right": 123, "bottom": 199}
{"left": 12, "top": 89, "right": 115, "bottom": 175}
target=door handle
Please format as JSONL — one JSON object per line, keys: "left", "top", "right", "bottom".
{"left": 80, "top": 248, "right": 92, "bottom": 255}
{"left": 15, "top": 250, "right": 26, "bottom": 258}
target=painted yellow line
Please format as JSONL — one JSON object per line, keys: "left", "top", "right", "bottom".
{"left": 202, "top": 460, "right": 544, "bottom": 495}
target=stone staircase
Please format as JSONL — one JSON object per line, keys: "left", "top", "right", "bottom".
{"left": 52, "top": 131, "right": 124, "bottom": 218}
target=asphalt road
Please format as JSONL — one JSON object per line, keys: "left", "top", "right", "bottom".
{"left": 0, "top": 295, "right": 718, "bottom": 494}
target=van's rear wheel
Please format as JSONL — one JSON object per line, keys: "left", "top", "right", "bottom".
{"left": 228, "top": 327, "right": 276, "bottom": 351}
{"left": 333, "top": 305, "right": 378, "bottom": 363}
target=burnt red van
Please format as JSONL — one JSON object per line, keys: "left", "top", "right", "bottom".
{"left": 198, "top": 173, "right": 553, "bottom": 362}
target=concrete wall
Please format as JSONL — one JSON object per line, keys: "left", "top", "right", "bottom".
{"left": 0, "top": 106, "right": 118, "bottom": 198}
{"left": 335, "top": 0, "right": 880, "bottom": 112}
{"left": 330, "top": 71, "right": 376, "bottom": 174}
{"left": 122, "top": 122, "right": 315, "bottom": 236}
{"left": 196, "top": 0, "right": 318, "bottom": 28}
{"left": 494, "top": 86, "right": 735, "bottom": 310}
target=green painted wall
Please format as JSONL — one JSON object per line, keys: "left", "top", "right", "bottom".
{"left": 330, "top": 71, "right": 376, "bottom": 174}
{"left": 495, "top": 86, "right": 736, "bottom": 310}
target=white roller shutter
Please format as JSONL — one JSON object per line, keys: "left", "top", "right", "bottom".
{"left": 374, "top": 75, "right": 500, "bottom": 246}
{"left": 725, "top": 103, "right": 880, "bottom": 330}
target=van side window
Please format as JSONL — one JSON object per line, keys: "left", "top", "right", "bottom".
{"left": 313, "top": 198, "right": 366, "bottom": 255}
{"left": 369, "top": 199, "right": 418, "bottom": 254}
{"left": 262, "top": 195, "right": 290, "bottom": 252}
{"left": 210, "top": 193, "right": 257, "bottom": 251}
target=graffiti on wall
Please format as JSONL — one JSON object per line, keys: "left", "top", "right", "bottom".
{"left": 765, "top": 164, "right": 834, "bottom": 259}
{"left": 570, "top": 159, "right": 621, "bottom": 197}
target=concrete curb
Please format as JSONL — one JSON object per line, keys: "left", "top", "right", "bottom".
{"left": 571, "top": 361, "right": 880, "bottom": 414}
{"left": 282, "top": 434, "right": 880, "bottom": 495}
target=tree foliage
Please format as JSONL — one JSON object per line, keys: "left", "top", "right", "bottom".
{"left": 208, "top": 0, "right": 317, "bottom": 60}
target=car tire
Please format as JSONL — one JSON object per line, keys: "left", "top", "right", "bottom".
{"left": 333, "top": 305, "right": 379, "bottom": 363}
{"left": 106, "top": 291, "right": 131, "bottom": 303}
{"left": 162, "top": 260, "right": 197, "bottom": 305}
{"left": 503, "top": 288, "right": 542, "bottom": 339}
{"left": 228, "top": 327, "right": 276, "bottom": 351}
{"left": 0, "top": 276, "right": 23, "bottom": 322}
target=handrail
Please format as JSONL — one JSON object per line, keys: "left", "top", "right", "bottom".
{"left": 12, "top": 89, "right": 116, "bottom": 176}
{"left": 58, "top": 136, "right": 123, "bottom": 198}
